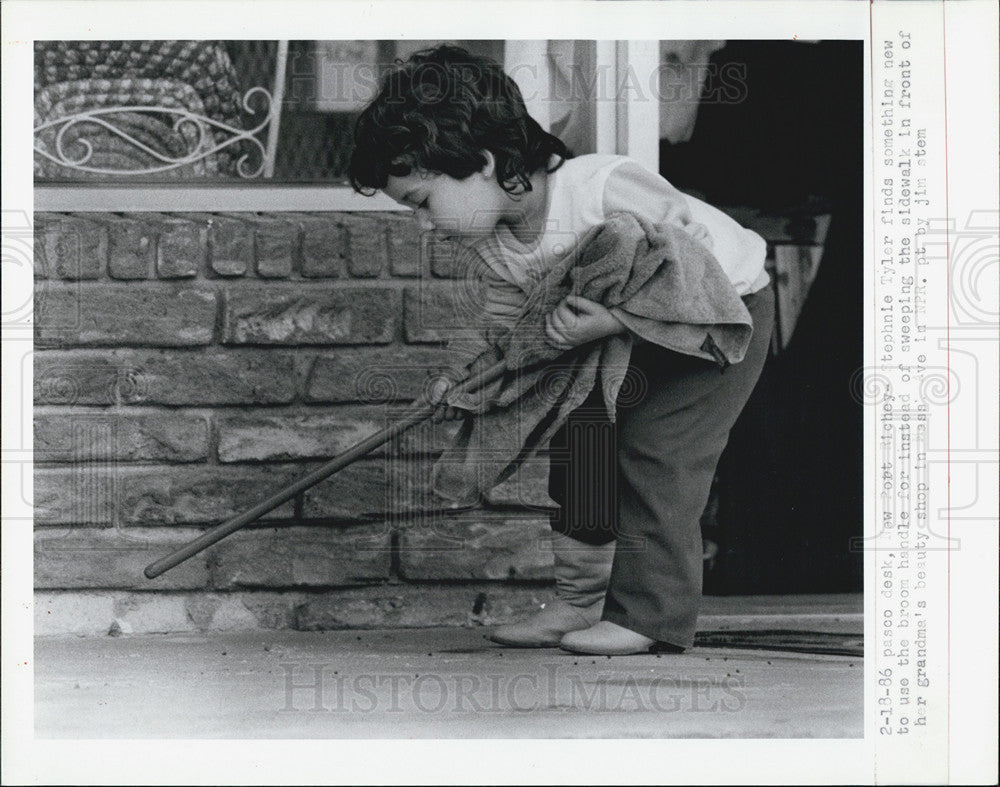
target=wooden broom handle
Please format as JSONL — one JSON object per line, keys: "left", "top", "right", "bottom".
{"left": 144, "top": 359, "right": 507, "bottom": 579}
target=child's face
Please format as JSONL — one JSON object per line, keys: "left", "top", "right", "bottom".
{"left": 383, "top": 162, "right": 506, "bottom": 239}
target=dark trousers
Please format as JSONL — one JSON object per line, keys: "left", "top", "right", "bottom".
{"left": 547, "top": 285, "right": 775, "bottom": 648}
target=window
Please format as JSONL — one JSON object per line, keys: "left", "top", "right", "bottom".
{"left": 34, "top": 39, "right": 658, "bottom": 211}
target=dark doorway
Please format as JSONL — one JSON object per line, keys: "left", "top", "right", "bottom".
{"left": 660, "top": 41, "right": 864, "bottom": 593}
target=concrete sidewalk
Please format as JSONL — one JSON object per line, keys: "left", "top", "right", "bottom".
{"left": 35, "top": 598, "right": 863, "bottom": 738}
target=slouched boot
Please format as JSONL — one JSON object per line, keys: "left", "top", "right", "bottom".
{"left": 488, "top": 533, "right": 615, "bottom": 647}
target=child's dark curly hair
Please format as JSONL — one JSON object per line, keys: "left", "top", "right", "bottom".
{"left": 348, "top": 44, "right": 571, "bottom": 196}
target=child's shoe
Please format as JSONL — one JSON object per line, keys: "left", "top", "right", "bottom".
{"left": 488, "top": 597, "right": 602, "bottom": 647}
{"left": 488, "top": 534, "right": 614, "bottom": 647}
{"left": 559, "top": 620, "right": 659, "bottom": 656}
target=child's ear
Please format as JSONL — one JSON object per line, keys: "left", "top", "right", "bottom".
{"left": 478, "top": 150, "right": 496, "bottom": 178}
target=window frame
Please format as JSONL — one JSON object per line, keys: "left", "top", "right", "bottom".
{"left": 34, "top": 39, "right": 660, "bottom": 213}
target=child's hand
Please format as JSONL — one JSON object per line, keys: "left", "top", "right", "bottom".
{"left": 427, "top": 371, "right": 468, "bottom": 423}
{"left": 545, "top": 296, "right": 626, "bottom": 350}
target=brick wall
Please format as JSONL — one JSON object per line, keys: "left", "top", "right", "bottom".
{"left": 33, "top": 211, "right": 558, "bottom": 635}
{"left": 32, "top": 208, "right": 830, "bottom": 635}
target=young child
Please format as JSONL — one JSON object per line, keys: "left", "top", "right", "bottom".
{"left": 348, "top": 44, "right": 774, "bottom": 656}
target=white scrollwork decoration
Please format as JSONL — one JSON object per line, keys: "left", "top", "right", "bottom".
{"left": 34, "top": 86, "right": 275, "bottom": 179}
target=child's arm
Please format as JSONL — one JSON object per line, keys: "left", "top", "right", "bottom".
{"left": 441, "top": 249, "right": 525, "bottom": 370}
{"left": 429, "top": 244, "right": 528, "bottom": 420}
{"left": 601, "top": 159, "right": 768, "bottom": 296}
{"left": 602, "top": 160, "right": 715, "bottom": 250}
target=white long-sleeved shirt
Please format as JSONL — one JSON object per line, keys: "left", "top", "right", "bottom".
{"left": 445, "top": 153, "right": 769, "bottom": 371}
